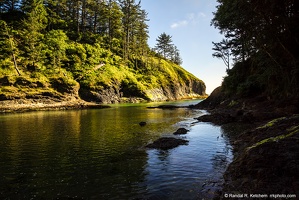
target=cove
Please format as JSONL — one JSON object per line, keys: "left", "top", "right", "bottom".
{"left": 0, "top": 99, "right": 232, "bottom": 199}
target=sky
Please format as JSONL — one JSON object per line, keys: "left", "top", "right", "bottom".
{"left": 140, "top": 0, "right": 226, "bottom": 94}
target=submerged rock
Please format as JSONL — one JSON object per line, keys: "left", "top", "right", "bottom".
{"left": 146, "top": 137, "right": 189, "bottom": 150}
{"left": 139, "top": 122, "right": 146, "bottom": 126}
{"left": 173, "top": 128, "right": 189, "bottom": 135}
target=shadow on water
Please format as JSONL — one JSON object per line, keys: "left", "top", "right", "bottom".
{"left": 0, "top": 99, "right": 233, "bottom": 199}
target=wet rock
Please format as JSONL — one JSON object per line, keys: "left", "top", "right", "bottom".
{"left": 173, "top": 128, "right": 189, "bottom": 135}
{"left": 195, "top": 86, "right": 225, "bottom": 109}
{"left": 197, "top": 113, "right": 236, "bottom": 125}
{"left": 146, "top": 137, "right": 189, "bottom": 150}
{"left": 139, "top": 122, "right": 146, "bottom": 126}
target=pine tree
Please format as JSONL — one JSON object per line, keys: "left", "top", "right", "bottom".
{"left": 212, "top": 39, "right": 231, "bottom": 71}
{"left": 107, "top": 0, "right": 123, "bottom": 51}
{"left": 155, "top": 32, "right": 182, "bottom": 64}
{"left": 155, "top": 32, "right": 173, "bottom": 59}
{"left": 170, "top": 45, "right": 182, "bottom": 65}
{"left": 20, "top": 0, "right": 48, "bottom": 69}
{"left": 133, "top": 8, "right": 148, "bottom": 56}
{"left": 118, "top": 0, "right": 142, "bottom": 59}
{"left": 0, "top": 20, "right": 21, "bottom": 75}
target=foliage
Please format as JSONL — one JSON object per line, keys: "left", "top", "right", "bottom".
{"left": 154, "top": 32, "right": 182, "bottom": 65}
{"left": 247, "top": 126, "right": 299, "bottom": 152}
{"left": 212, "top": 0, "right": 299, "bottom": 98}
{"left": 0, "top": 0, "right": 201, "bottom": 102}
{"left": 212, "top": 39, "right": 231, "bottom": 71}
{"left": 44, "top": 29, "right": 68, "bottom": 68}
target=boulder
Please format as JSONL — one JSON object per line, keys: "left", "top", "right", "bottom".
{"left": 146, "top": 137, "right": 189, "bottom": 150}
{"left": 173, "top": 128, "right": 189, "bottom": 135}
{"left": 139, "top": 122, "right": 146, "bottom": 126}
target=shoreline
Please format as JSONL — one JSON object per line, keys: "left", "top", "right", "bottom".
{"left": 0, "top": 99, "right": 111, "bottom": 113}
{"left": 2, "top": 95, "right": 298, "bottom": 198}
{"left": 0, "top": 97, "right": 205, "bottom": 113}
{"left": 195, "top": 89, "right": 299, "bottom": 199}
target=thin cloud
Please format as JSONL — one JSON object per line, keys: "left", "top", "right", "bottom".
{"left": 171, "top": 12, "right": 207, "bottom": 29}
{"left": 199, "top": 12, "right": 207, "bottom": 18}
{"left": 171, "top": 20, "right": 188, "bottom": 29}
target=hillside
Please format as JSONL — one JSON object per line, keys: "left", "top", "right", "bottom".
{"left": 0, "top": 52, "right": 206, "bottom": 111}
{"left": 0, "top": 0, "right": 206, "bottom": 112}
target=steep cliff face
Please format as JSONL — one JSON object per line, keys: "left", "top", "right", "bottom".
{"left": 0, "top": 56, "right": 206, "bottom": 105}
{"left": 145, "top": 79, "right": 206, "bottom": 102}
{"left": 78, "top": 57, "right": 206, "bottom": 103}
{"left": 80, "top": 78, "right": 206, "bottom": 104}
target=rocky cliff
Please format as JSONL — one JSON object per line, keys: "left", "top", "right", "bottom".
{"left": 78, "top": 57, "right": 206, "bottom": 103}
{"left": 79, "top": 78, "right": 206, "bottom": 104}
{"left": 0, "top": 56, "right": 206, "bottom": 108}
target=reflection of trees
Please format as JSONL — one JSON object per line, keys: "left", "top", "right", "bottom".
{"left": 0, "top": 110, "right": 150, "bottom": 199}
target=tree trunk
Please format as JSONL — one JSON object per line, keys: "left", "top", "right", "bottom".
{"left": 4, "top": 22, "right": 21, "bottom": 75}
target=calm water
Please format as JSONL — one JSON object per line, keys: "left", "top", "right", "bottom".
{"left": 0, "top": 100, "right": 232, "bottom": 199}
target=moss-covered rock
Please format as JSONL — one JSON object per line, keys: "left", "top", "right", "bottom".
{"left": 1, "top": 52, "right": 206, "bottom": 104}
{"left": 78, "top": 56, "right": 206, "bottom": 103}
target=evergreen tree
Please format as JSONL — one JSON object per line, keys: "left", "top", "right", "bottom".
{"left": 20, "top": 0, "right": 48, "bottom": 69}
{"left": 118, "top": 0, "right": 144, "bottom": 59}
{"left": 212, "top": 39, "right": 231, "bottom": 71}
{"left": 104, "top": 0, "right": 123, "bottom": 52}
{"left": 155, "top": 32, "right": 173, "bottom": 59}
{"left": 155, "top": 32, "right": 182, "bottom": 64}
{"left": 0, "top": 20, "right": 21, "bottom": 75}
{"left": 212, "top": 0, "right": 299, "bottom": 97}
{"left": 133, "top": 8, "right": 149, "bottom": 56}
{"left": 44, "top": 29, "right": 68, "bottom": 68}
{"left": 170, "top": 45, "right": 182, "bottom": 65}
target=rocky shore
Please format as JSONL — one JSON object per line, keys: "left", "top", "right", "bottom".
{"left": 195, "top": 87, "right": 299, "bottom": 199}
{"left": 0, "top": 98, "right": 110, "bottom": 113}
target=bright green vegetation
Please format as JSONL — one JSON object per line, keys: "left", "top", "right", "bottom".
{"left": 247, "top": 115, "right": 299, "bottom": 152}
{"left": 256, "top": 117, "right": 287, "bottom": 130}
{"left": 84, "top": 56, "right": 199, "bottom": 90}
{"left": 0, "top": 0, "right": 204, "bottom": 102}
{"left": 212, "top": 0, "right": 299, "bottom": 99}
{"left": 247, "top": 126, "right": 299, "bottom": 152}
{"left": 79, "top": 55, "right": 204, "bottom": 101}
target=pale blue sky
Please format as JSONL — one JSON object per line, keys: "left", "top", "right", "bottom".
{"left": 140, "top": 0, "right": 225, "bottom": 94}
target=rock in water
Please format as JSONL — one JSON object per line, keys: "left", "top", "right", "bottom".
{"left": 173, "top": 128, "right": 189, "bottom": 135}
{"left": 139, "top": 122, "right": 146, "bottom": 126}
{"left": 146, "top": 137, "right": 189, "bottom": 150}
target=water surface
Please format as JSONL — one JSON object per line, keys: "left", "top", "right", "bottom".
{"left": 0, "top": 100, "right": 232, "bottom": 199}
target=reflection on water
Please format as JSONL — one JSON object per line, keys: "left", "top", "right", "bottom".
{"left": 0, "top": 100, "right": 232, "bottom": 199}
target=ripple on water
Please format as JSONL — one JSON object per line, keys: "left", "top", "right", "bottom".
{"left": 0, "top": 100, "right": 232, "bottom": 199}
